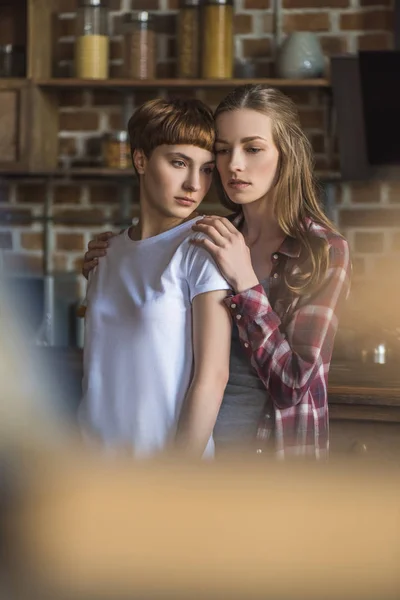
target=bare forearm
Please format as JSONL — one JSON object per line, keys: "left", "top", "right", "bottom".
{"left": 175, "top": 378, "right": 227, "bottom": 457}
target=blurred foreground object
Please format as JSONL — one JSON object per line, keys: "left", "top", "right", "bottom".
{"left": 1, "top": 290, "right": 400, "bottom": 600}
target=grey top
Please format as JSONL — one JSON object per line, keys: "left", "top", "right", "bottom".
{"left": 213, "top": 279, "right": 271, "bottom": 448}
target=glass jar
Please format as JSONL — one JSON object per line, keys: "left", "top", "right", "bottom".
{"left": 75, "top": 0, "right": 109, "bottom": 79}
{"left": 122, "top": 11, "right": 156, "bottom": 80}
{"left": 103, "top": 131, "right": 131, "bottom": 169}
{"left": 201, "top": 0, "right": 234, "bottom": 79}
{"left": 177, "top": 0, "right": 200, "bottom": 78}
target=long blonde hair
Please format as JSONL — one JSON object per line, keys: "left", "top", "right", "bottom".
{"left": 214, "top": 84, "right": 338, "bottom": 296}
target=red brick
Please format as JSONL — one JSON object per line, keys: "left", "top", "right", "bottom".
{"left": 285, "top": 89, "right": 312, "bottom": 105}
{"left": 354, "top": 231, "right": 384, "bottom": 253}
{"left": 0, "top": 208, "right": 32, "bottom": 224}
{"left": 57, "top": 41, "right": 74, "bottom": 61}
{"left": 311, "top": 133, "right": 325, "bottom": 153}
{"left": 298, "top": 109, "right": 324, "bottom": 129}
{"left": 340, "top": 9, "right": 393, "bottom": 30}
{"left": 0, "top": 185, "right": 9, "bottom": 203}
{"left": 284, "top": 0, "right": 348, "bottom": 8}
{"left": 283, "top": 12, "right": 330, "bottom": 32}
{"left": 52, "top": 208, "right": 106, "bottom": 225}
{"left": 242, "top": 38, "right": 272, "bottom": 58}
{"left": 320, "top": 35, "right": 348, "bottom": 55}
{"left": 57, "top": 16, "right": 76, "bottom": 37}
{"left": 109, "top": 112, "right": 124, "bottom": 130}
{"left": 0, "top": 232, "right": 12, "bottom": 249}
{"left": 357, "top": 33, "right": 392, "bottom": 50}
{"left": 154, "top": 14, "right": 176, "bottom": 34}
{"left": 89, "top": 185, "right": 122, "bottom": 204}
{"left": 166, "top": 38, "right": 176, "bottom": 59}
{"left": 388, "top": 183, "right": 400, "bottom": 203}
{"left": 263, "top": 14, "right": 274, "bottom": 33}
{"left": 16, "top": 185, "right": 46, "bottom": 204}
{"left": 349, "top": 181, "right": 382, "bottom": 203}
{"left": 3, "top": 253, "right": 43, "bottom": 274}
{"left": 131, "top": 0, "right": 159, "bottom": 8}
{"left": 56, "top": 233, "right": 85, "bottom": 251}
{"left": 244, "top": 0, "right": 270, "bottom": 7}
{"left": 59, "top": 137, "right": 77, "bottom": 157}
{"left": 110, "top": 39, "right": 123, "bottom": 60}
{"left": 91, "top": 90, "right": 122, "bottom": 107}
{"left": 340, "top": 208, "right": 400, "bottom": 228}
{"left": 234, "top": 14, "right": 253, "bottom": 34}
{"left": 110, "top": 64, "right": 124, "bottom": 78}
{"left": 59, "top": 111, "right": 100, "bottom": 132}
{"left": 156, "top": 62, "right": 176, "bottom": 78}
{"left": 59, "top": 91, "right": 85, "bottom": 107}
{"left": 54, "top": 186, "right": 82, "bottom": 204}
{"left": 254, "top": 61, "right": 273, "bottom": 77}
{"left": 360, "top": 0, "right": 391, "bottom": 6}
{"left": 20, "top": 232, "right": 43, "bottom": 251}
{"left": 58, "top": 0, "right": 78, "bottom": 12}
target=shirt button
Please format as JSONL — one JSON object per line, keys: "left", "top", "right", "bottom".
{"left": 264, "top": 413, "right": 271, "bottom": 420}
{"left": 244, "top": 342, "right": 249, "bottom": 348}
{"left": 256, "top": 448, "right": 263, "bottom": 454}
{"left": 273, "top": 273, "right": 279, "bottom": 279}
{"left": 236, "top": 314, "right": 242, "bottom": 321}
{"left": 231, "top": 303, "right": 236, "bottom": 309}
{"left": 273, "top": 253, "right": 279, "bottom": 260}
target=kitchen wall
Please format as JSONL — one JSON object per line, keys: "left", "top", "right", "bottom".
{"left": 0, "top": 0, "right": 398, "bottom": 346}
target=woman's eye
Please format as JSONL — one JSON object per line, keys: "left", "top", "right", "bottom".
{"left": 203, "top": 166, "right": 214, "bottom": 175}
{"left": 172, "top": 160, "right": 186, "bottom": 167}
{"left": 215, "top": 148, "right": 229, "bottom": 155}
{"left": 246, "top": 147, "right": 261, "bottom": 154}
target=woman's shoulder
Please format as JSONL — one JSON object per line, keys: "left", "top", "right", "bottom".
{"left": 308, "top": 220, "right": 349, "bottom": 255}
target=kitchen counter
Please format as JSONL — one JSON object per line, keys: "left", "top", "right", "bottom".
{"left": 34, "top": 347, "right": 400, "bottom": 460}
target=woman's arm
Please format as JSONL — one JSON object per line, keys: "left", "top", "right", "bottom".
{"left": 175, "top": 289, "right": 232, "bottom": 457}
{"left": 226, "top": 239, "right": 351, "bottom": 409}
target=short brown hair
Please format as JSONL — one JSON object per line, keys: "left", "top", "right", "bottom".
{"left": 128, "top": 97, "right": 215, "bottom": 160}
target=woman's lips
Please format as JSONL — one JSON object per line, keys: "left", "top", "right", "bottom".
{"left": 228, "top": 180, "right": 251, "bottom": 190}
{"left": 175, "top": 197, "right": 196, "bottom": 207}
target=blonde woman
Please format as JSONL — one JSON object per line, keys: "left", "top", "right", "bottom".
{"left": 82, "top": 85, "right": 351, "bottom": 459}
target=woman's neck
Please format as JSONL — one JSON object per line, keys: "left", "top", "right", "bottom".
{"left": 130, "top": 204, "right": 198, "bottom": 241}
{"left": 241, "top": 200, "right": 285, "bottom": 249}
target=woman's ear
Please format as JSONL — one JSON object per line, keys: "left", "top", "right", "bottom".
{"left": 133, "top": 149, "right": 146, "bottom": 174}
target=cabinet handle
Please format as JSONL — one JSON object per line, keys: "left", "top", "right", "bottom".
{"left": 350, "top": 441, "right": 368, "bottom": 454}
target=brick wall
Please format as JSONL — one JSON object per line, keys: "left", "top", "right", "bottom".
{"left": 1, "top": 0, "right": 399, "bottom": 344}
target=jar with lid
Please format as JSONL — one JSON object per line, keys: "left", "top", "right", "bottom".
{"left": 201, "top": 0, "right": 234, "bottom": 79}
{"left": 75, "top": 0, "right": 109, "bottom": 79}
{"left": 122, "top": 11, "right": 156, "bottom": 80}
{"left": 103, "top": 131, "right": 131, "bottom": 169}
{"left": 177, "top": 0, "right": 200, "bottom": 78}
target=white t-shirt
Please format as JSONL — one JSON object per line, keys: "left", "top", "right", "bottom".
{"left": 80, "top": 217, "right": 230, "bottom": 458}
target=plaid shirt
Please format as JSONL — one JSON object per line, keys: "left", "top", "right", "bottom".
{"left": 223, "top": 214, "right": 351, "bottom": 459}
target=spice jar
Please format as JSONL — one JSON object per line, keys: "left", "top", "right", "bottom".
{"left": 201, "top": 0, "right": 234, "bottom": 79}
{"left": 122, "top": 11, "right": 156, "bottom": 80}
{"left": 103, "top": 131, "right": 131, "bottom": 169}
{"left": 177, "top": 0, "right": 200, "bottom": 78}
{"left": 75, "top": 0, "right": 109, "bottom": 79}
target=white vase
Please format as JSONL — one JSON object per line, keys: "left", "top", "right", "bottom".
{"left": 276, "top": 32, "right": 324, "bottom": 79}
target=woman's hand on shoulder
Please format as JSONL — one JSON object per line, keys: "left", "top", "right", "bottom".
{"left": 191, "top": 216, "right": 258, "bottom": 293}
{"left": 82, "top": 231, "right": 116, "bottom": 279}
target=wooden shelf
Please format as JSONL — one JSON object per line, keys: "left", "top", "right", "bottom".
{"left": 0, "top": 167, "right": 137, "bottom": 179}
{"left": 0, "top": 167, "right": 340, "bottom": 182}
{"left": 34, "top": 77, "right": 331, "bottom": 90}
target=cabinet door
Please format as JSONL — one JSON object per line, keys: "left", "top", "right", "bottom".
{"left": 330, "top": 419, "right": 400, "bottom": 464}
{"left": 0, "top": 82, "right": 29, "bottom": 170}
